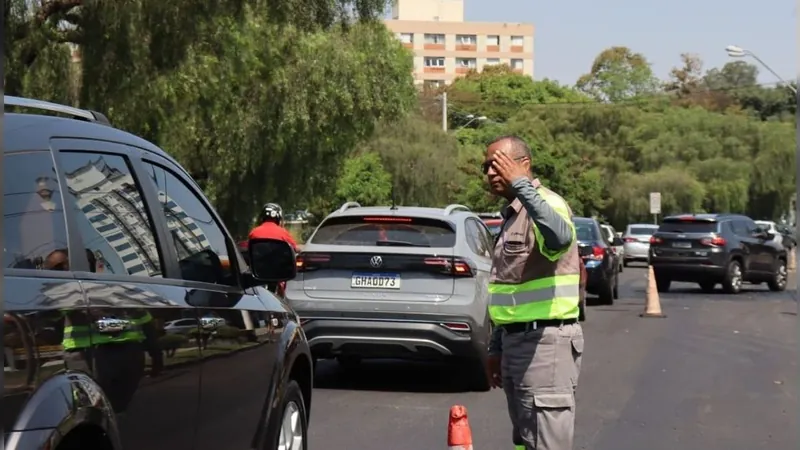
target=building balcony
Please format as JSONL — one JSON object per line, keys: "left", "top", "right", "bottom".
{"left": 423, "top": 67, "right": 446, "bottom": 74}
{"left": 455, "top": 44, "right": 477, "bottom": 51}
{"left": 424, "top": 43, "right": 445, "bottom": 50}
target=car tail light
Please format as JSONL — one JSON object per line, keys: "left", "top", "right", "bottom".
{"left": 624, "top": 237, "right": 636, "bottom": 243}
{"left": 700, "top": 236, "right": 726, "bottom": 246}
{"left": 424, "top": 257, "right": 475, "bottom": 277}
{"left": 583, "top": 246, "right": 605, "bottom": 261}
{"left": 650, "top": 236, "right": 663, "bottom": 245}
{"left": 440, "top": 322, "right": 471, "bottom": 332}
{"left": 295, "top": 253, "right": 330, "bottom": 272}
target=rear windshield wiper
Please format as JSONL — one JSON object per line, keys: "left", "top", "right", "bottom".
{"left": 375, "top": 240, "right": 430, "bottom": 247}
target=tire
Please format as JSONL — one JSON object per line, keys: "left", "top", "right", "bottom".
{"left": 265, "top": 380, "right": 308, "bottom": 450}
{"left": 623, "top": 260, "right": 629, "bottom": 268}
{"left": 655, "top": 274, "right": 671, "bottom": 293}
{"left": 598, "top": 275, "right": 614, "bottom": 305}
{"left": 721, "top": 260, "right": 743, "bottom": 294}
{"left": 619, "top": 262, "right": 623, "bottom": 273}
{"left": 612, "top": 271, "right": 620, "bottom": 299}
{"left": 464, "top": 357, "right": 491, "bottom": 392}
{"left": 767, "top": 258, "right": 788, "bottom": 292}
{"left": 698, "top": 281, "right": 716, "bottom": 293}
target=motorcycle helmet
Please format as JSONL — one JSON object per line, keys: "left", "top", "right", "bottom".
{"left": 259, "top": 203, "right": 283, "bottom": 224}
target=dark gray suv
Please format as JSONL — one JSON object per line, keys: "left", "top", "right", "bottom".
{"left": 649, "top": 213, "right": 788, "bottom": 294}
{"left": 3, "top": 96, "right": 312, "bottom": 450}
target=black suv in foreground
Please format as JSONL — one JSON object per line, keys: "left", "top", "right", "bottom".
{"left": 3, "top": 96, "right": 312, "bottom": 450}
{"left": 649, "top": 214, "right": 788, "bottom": 294}
{"left": 574, "top": 217, "right": 621, "bottom": 305}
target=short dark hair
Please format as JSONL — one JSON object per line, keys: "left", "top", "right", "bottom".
{"left": 486, "top": 135, "right": 532, "bottom": 160}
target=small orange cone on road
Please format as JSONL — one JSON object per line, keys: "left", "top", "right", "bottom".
{"left": 447, "top": 405, "right": 474, "bottom": 450}
{"left": 641, "top": 265, "right": 667, "bottom": 318}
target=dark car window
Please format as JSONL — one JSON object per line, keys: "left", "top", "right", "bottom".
{"left": 141, "top": 162, "right": 236, "bottom": 286}
{"left": 574, "top": 220, "right": 599, "bottom": 241}
{"left": 659, "top": 221, "right": 719, "bottom": 233}
{"left": 310, "top": 216, "right": 456, "bottom": 247}
{"left": 60, "top": 152, "right": 163, "bottom": 277}
{"left": 3, "top": 152, "right": 70, "bottom": 271}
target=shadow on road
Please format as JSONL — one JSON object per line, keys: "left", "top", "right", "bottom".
{"left": 313, "top": 359, "right": 477, "bottom": 393}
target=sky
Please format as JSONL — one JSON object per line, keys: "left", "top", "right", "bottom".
{"left": 463, "top": 0, "right": 796, "bottom": 86}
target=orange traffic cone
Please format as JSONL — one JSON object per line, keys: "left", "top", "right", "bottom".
{"left": 447, "top": 405, "right": 474, "bottom": 450}
{"left": 640, "top": 265, "right": 667, "bottom": 318}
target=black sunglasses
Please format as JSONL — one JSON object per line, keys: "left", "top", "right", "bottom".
{"left": 481, "top": 157, "right": 527, "bottom": 174}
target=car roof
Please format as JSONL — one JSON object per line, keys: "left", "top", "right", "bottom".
{"left": 662, "top": 213, "right": 748, "bottom": 222}
{"left": 5, "top": 112, "right": 193, "bottom": 180}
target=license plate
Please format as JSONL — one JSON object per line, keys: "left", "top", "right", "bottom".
{"left": 351, "top": 272, "right": 401, "bottom": 289}
{"left": 672, "top": 241, "right": 691, "bottom": 249}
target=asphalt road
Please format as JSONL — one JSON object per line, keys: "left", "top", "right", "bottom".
{"left": 308, "top": 265, "right": 797, "bottom": 450}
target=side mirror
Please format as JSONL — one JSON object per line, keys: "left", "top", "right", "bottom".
{"left": 248, "top": 238, "right": 297, "bottom": 283}
{"left": 612, "top": 237, "right": 624, "bottom": 246}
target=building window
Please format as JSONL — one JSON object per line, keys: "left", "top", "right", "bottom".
{"left": 424, "top": 57, "right": 446, "bottom": 67}
{"left": 424, "top": 34, "right": 445, "bottom": 45}
{"left": 485, "top": 58, "right": 501, "bottom": 66}
{"left": 397, "top": 33, "right": 413, "bottom": 44}
{"left": 486, "top": 35, "right": 500, "bottom": 46}
{"left": 511, "top": 36, "right": 524, "bottom": 46}
{"left": 456, "top": 35, "right": 477, "bottom": 45}
{"left": 456, "top": 58, "right": 477, "bottom": 69}
{"left": 511, "top": 59, "right": 524, "bottom": 70}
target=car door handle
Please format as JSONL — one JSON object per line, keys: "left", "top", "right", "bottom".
{"left": 94, "top": 318, "right": 132, "bottom": 333}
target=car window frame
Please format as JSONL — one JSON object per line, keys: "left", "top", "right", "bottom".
{"left": 139, "top": 152, "right": 245, "bottom": 291}
{"left": 2, "top": 149, "right": 80, "bottom": 280}
{"left": 473, "top": 218, "right": 496, "bottom": 256}
{"left": 464, "top": 217, "right": 491, "bottom": 259}
{"left": 55, "top": 147, "right": 168, "bottom": 279}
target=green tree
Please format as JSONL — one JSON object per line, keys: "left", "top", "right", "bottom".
{"left": 335, "top": 152, "right": 393, "bottom": 206}
{"left": 445, "top": 64, "right": 590, "bottom": 123}
{"left": 576, "top": 46, "right": 661, "bottom": 102}
{"left": 7, "top": 0, "right": 417, "bottom": 236}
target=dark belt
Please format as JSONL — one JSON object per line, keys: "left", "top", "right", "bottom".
{"left": 499, "top": 318, "right": 578, "bottom": 334}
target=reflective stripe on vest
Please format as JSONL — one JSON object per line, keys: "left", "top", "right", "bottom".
{"left": 488, "top": 274, "right": 580, "bottom": 325}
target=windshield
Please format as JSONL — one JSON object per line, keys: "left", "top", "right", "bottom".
{"left": 574, "top": 220, "right": 599, "bottom": 241}
{"left": 310, "top": 216, "right": 456, "bottom": 247}
{"left": 628, "top": 226, "right": 658, "bottom": 236}
{"left": 659, "top": 221, "right": 719, "bottom": 233}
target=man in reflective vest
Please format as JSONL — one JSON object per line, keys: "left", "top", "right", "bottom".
{"left": 483, "top": 136, "right": 584, "bottom": 450}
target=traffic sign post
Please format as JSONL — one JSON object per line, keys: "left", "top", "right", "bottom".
{"left": 649, "top": 192, "right": 661, "bottom": 224}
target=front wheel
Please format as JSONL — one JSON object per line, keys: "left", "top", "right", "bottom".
{"left": 767, "top": 259, "right": 788, "bottom": 292}
{"left": 655, "top": 274, "right": 671, "bottom": 293}
{"left": 266, "top": 380, "right": 308, "bottom": 450}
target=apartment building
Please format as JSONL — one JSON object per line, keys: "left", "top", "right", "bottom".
{"left": 385, "top": 0, "right": 535, "bottom": 88}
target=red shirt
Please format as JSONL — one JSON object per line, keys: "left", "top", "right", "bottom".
{"left": 248, "top": 222, "right": 299, "bottom": 252}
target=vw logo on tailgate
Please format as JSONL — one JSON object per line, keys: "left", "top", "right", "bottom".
{"left": 369, "top": 255, "right": 383, "bottom": 268}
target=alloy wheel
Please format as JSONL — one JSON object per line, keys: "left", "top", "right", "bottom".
{"left": 278, "top": 401, "right": 304, "bottom": 450}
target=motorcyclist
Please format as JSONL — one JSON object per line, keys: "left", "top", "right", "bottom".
{"left": 247, "top": 203, "right": 298, "bottom": 296}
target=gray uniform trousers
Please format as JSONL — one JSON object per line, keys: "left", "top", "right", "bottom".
{"left": 501, "top": 322, "right": 584, "bottom": 449}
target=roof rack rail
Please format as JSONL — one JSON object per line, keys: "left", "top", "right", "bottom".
{"left": 443, "top": 204, "right": 471, "bottom": 216}
{"left": 337, "top": 201, "right": 362, "bottom": 213}
{"left": 4, "top": 95, "right": 111, "bottom": 126}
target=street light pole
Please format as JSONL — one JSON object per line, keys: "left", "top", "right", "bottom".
{"left": 441, "top": 91, "right": 448, "bottom": 132}
{"left": 725, "top": 45, "right": 797, "bottom": 94}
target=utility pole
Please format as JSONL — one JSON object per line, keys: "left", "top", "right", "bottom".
{"left": 441, "top": 91, "right": 448, "bottom": 132}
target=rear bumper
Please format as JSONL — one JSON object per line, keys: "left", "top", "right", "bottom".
{"left": 298, "top": 314, "right": 486, "bottom": 361}
{"left": 650, "top": 258, "right": 727, "bottom": 281}
{"left": 623, "top": 244, "right": 650, "bottom": 260}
